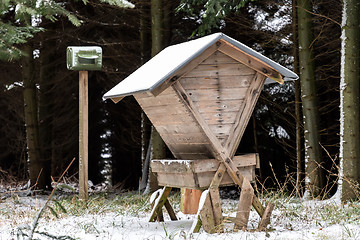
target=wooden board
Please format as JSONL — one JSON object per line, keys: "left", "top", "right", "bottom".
{"left": 196, "top": 166, "right": 254, "bottom": 188}
{"left": 174, "top": 153, "right": 213, "bottom": 160}
{"left": 159, "top": 133, "right": 210, "bottom": 144}
{"left": 156, "top": 172, "right": 198, "bottom": 188}
{"left": 178, "top": 51, "right": 259, "bottom": 150}
{"left": 152, "top": 154, "right": 258, "bottom": 172}
{"left": 149, "top": 187, "right": 172, "bottom": 222}
{"left": 199, "top": 193, "right": 216, "bottom": 233}
{"left": 154, "top": 166, "right": 255, "bottom": 189}
{"left": 224, "top": 72, "right": 267, "bottom": 157}
{"left": 180, "top": 75, "right": 253, "bottom": 89}
{"left": 234, "top": 180, "right": 254, "bottom": 230}
{"left": 192, "top": 100, "right": 246, "bottom": 113}
{"left": 152, "top": 154, "right": 257, "bottom": 189}
{"left": 201, "top": 51, "right": 245, "bottom": 64}
{"left": 218, "top": 40, "right": 283, "bottom": 84}
{"left": 185, "top": 63, "right": 256, "bottom": 78}
{"left": 135, "top": 87, "right": 212, "bottom": 160}
{"left": 181, "top": 189, "right": 202, "bottom": 214}
{"left": 79, "top": 71, "right": 89, "bottom": 201}
{"left": 184, "top": 88, "right": 248, "bottom": 102}
{"left": 258, "top": 202, "right": 275, "bottom": 230}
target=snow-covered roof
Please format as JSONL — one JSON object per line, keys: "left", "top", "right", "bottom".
{"left": 103, "top": 33, "right": 298, "bottom": 101}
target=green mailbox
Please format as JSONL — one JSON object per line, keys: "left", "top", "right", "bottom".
{"left": 67, "top": 46, "right": 102, "bottom": 71}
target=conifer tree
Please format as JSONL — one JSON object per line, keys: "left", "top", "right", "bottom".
{"left": 339, "top": 0, "right": 360, "bottom": 202}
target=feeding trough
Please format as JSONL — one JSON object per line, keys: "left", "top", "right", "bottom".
{"left": 151, "top": 154, "right": 259, "bottom": 189}
{"left": 103, "top": 33, "right": 298, "bottom": 233}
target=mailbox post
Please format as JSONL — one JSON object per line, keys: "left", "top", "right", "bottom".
{"left": 67, "top": 46, "right": 102, "bottom": 201}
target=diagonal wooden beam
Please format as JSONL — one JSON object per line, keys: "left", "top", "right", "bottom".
{"left": 164, "top": 200, "right": 178, "bottom": 221}
{"left": 224, "top": 72, "right": 267, "bottom": 158}
{"left": 149, "top": 186, "right": 172, "bottom": 222}
{"left": 172, "top": 82, "right": 266, "bottom": 217}
{"left": 218, "top": 40, "right": 284, "bottom": 84}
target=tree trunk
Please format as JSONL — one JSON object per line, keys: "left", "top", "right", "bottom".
{"left": 339, "top": 0, "right": 360, "bottom": 202}
{"left": 140, "top": 0, "right": 151, "bottom": 65}
{"left": 163, "top": 0, "right": 173, "bottom": 45}
{"left": 39, "top": 34, "right": 54, "bottom": 184}
{"left": 149, "top": 0, "right": 166, "bottom": 191}
{"left": 22, "top": 43, "right": 48, "bottom": 189}
{"left": 151, "top": 0, "right": 163, "bottom": 57}
{"left": 292, "top": 0, "right": 304, "bottom": 197}
{"left": 297, "top": 0, "right": 325, "bottom": 198}
{"left": 140, "top": 0, "right": 152, "bottom": 190}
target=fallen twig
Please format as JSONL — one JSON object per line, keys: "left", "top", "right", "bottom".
{"left": 26, "top": 157, "right": 76, "bottom": 240}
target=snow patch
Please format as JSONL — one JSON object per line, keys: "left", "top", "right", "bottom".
{"left": 150, "top": 188, "right": 163, "bottom": 204}
{"left": 153, "top": 159, "right": 192, "bottom": 168}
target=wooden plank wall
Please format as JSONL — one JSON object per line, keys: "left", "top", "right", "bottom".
{"left": 135, "top": 49, "right": 265, "bottom": 161}
{"left": 179, "top": 51, "right": 256, "bottom": 148}
{"left": 135, "top": 88, "right": 213, "bottom": 160}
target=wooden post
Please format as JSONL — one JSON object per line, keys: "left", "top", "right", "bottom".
{"left": 234, "top": 179, "right": 254, "bottom": 230}
{"left": 79, "top": 71, "right": 89, "bottom": 201}
{"left": 181, "top": 188, "right": 202, "bottom": 214}
{"left": 149, "top": 186, "right": 172, "bottom": 222}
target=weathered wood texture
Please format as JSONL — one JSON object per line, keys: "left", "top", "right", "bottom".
{"left": 173, "top": 78, "right": 267, "bottom": 217}
{"left": 234, "top": 180, "right": 254, "bottom": 230}
{"left": 79, "top": 71, "right": 89, "bottom": 201}
{"left": 180, "top": 51, "right": 256, "bottom": 147}
{"left": 136, "top": 50, "right": 265, "bottom": 160}
{"left": 218, "top": 40, "right": 283, "bottom": 84}
{"left": 150, "top": 42, "right": 222, "bottom": 97}
{"left": 151, "top": 154, "right": 257, "bottom": 189}
{"left": 258, "top": 202, "right": 275, "bottom": 231}
{"left": 199, "top": 193, "right": 217, "bottom": 233}
{"left": 137, "top": 47, "right": 273, "bottom": 230}
{"left": 181, "top": 188, "right": 202, "bottom": 214}
{"left": 135, "top": 87, "right": 213, "bottom": 160}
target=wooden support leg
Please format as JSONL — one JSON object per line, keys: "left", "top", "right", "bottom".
{"left": 190, "top": 190, "right": 209, "bottom": 233}
{"left": 194, "top": 164, "right": 226, "bottom": 233}
{"left": 164, "top": 199, "right": 177, "bottom": 221}
{"left": 258, "top": 202, "right": 274, "bottom": 231}
{"left": 199, "top": 192, "right": 216, "bottom": 233}
{"left": 181, "top": 188, "right": 202, "bottom": 214}
{"left": 209, "top": 188, "right": 223, "bottom": 232}
{"left": 157, "top": 206, "right": 164, "bottom": 222}
{"left": 234, "top": 179, "right": 254, "bottom": 230}
{"left": 149, "top": 187, "right": 172, "bottom": 222}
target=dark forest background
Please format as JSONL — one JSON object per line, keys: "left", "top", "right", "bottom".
{"left": 0, "top": 0, "right": 342, "bottom": 196}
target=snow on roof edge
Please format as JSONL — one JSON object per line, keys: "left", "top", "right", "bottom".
{"left": 221, "top": 34, "right": 299, "bottom": 81}
{"left": 103, "top": 33, "right": 223, "bottom": 100}
{"left": 103, "top": 33, "right": 299, "bottom": 101}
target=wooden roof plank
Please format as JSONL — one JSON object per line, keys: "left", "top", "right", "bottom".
{"left": 218, "top": 40, "right": 284, "bottom": 84}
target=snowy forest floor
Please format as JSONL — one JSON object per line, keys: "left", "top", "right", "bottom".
{"left": 1, "top": 183, "right": 360, "bottom": 240}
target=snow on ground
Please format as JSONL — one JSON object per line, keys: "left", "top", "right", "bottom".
{"left": 1, "top": 192, "right": 360, "bottom": 240}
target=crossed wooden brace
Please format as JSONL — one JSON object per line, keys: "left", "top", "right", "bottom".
{"left": 148, "top": 82, "right": 274, "bottom": 232}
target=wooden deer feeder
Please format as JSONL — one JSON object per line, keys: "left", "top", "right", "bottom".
{"left": 103, "top": 33, "right": 298, "bottom": 233}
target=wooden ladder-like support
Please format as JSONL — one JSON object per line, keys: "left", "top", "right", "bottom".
{"left": 149, "top": 161, "right": 274, "bottom": 233}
